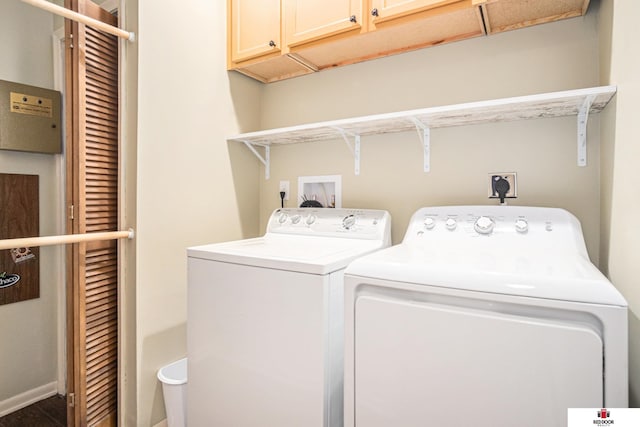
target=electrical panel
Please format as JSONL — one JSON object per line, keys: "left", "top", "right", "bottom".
{"left": 0, "top": 79, "right": 62, "bottom": 154}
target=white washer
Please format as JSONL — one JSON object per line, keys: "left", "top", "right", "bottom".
{"left": 344, "top": 206, "right": 628, "bottom": 427}
{"left": 188, "top": 208, "right": 391, "bottom": 427}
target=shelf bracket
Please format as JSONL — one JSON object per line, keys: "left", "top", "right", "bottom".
{"left": 577, "top": 94, "right": 596, "bottom": 167}
{"left": 411, "top": 118, "right": 431, "bottom": 173}
{"left": 333, "top": 127, "right": 361, "bottom": 175}
{"left": 242, "top": 141, "right": 270, "bottom": 179}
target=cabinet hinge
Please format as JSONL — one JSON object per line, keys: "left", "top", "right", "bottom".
{"left": 69, "top": 204, "right": 74, "bottom": 220}
{"left": 69, "top": 392, "right": 75, "bottom": 407}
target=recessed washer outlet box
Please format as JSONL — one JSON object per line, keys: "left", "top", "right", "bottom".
{"left": 488, "top": 172, "right": 517, "bottom": 199}
{"left": 297, "top": 175, "right": 342, "bottom": 208}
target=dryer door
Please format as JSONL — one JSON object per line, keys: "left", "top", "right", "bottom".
{"left": 354, "top": 295, "right": 603, "bottom": 427}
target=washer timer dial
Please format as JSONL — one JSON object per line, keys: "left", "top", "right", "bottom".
{"left": 474, "top": 216, "right": 495, "bottom": 235}
{"left": 342, "top": 214, "right": 356, "bottom": 230}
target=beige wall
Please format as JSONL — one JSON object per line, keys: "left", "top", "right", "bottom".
{"left": 599, "top": 0, "right": 640, "bottom": 407}
{"left": 0, "top": 0, "right": 64, "bottom": 411}
{"left": 133, "top": 0, "right": 261, "bottom": 425}
{"left": 259, "top": 14, "right": 603, "bottom": 261}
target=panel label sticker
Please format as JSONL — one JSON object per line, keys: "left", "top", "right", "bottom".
{"left": 10, "top": 92, "right": 53, "bottom": 118}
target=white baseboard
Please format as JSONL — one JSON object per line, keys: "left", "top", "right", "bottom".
{"left": 152, "top": 420, "right": 168, "bottom": 427}
{"left": 0, "top": 382, "right": 58, "bottom": 417}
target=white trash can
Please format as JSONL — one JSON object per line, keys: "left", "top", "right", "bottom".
{"left": 157, "top": 358, "right": 187, "bottom": 427}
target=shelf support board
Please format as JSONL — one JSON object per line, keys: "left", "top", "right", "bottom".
{"left": 412, "top": 118, "right": 431, "bottom": 173}
{"left": 577, "top": 94, "right": 596, "bottom": 167}
{"left": 333, "top": 127, "right": 361, "bottom": 175}
{"left": 242, "top": 141, "right": 270, "bottom": 179}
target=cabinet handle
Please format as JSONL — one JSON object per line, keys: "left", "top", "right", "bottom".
{"left": 350, "top": 15, "right": 357, "bottom": 23}
{"left": 269, "top": 40, "right": 276, "bottom": 47}
{"left": 371, "top": 8, "right": 379, "bottom": 17}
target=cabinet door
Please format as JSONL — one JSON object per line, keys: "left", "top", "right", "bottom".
{"left": 230, "top": 0, "right": 281, "bottom": 63}
{"left": 369, "top": 0, "right": 461, "bottom": 25}
{"left": 285, "top": 0, "right": 362, "bottom": 48}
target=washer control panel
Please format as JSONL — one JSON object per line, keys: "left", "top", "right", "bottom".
{"left": 404, "top": 206, "right": 586, "bottom": 254}
{"left": 414, "top": 212, "right": 538, "bottom": 237}
{"left": 267, "top": 208, "right": 391, "bottom": 242}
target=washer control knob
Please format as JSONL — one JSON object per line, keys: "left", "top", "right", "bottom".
{"left": 291, "top": 214, "right": 301, "bottom": 224}
{"left": 515, "top": 218, "right": 528, "bottom": 233}
{"left": 445, "top": 218, "right": 457, "bottom": 230}
{"left": 474, "top": 216, "right": 495, "bottom": 235}
{"left": 278, "top": 213, "right": 288, "bottom": 224}
{"left": 343, "top": 214, "right": 356, "bottom": 230}
{"left": 306, "top": 214, "right": 316, "bottom": 225}
{"left": 424, "top": 217, "right": 436, "bottom": 230}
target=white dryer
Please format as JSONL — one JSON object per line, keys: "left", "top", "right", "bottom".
{"left": 188, "top": 208, "right": 390, "bottom": 427}
{"left": 343, "top": 206, "right": 627, "bottom": 427}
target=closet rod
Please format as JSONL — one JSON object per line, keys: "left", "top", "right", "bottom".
{"left": 20, "top": 0, "right": 136, "bottom": 42}
{"left": 0, "top": 229, "right": 135, "bottom": 250}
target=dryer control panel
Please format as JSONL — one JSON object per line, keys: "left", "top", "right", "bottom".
{"left": 267, "top": 208, "right": 391, "bottom": 244}
{"left": 404, "top": 206, "right": 588, "bottom": 257}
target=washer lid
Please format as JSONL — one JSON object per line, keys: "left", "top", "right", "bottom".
{"left": 345, "top": 243, "right": 627, "bottom": 306}
{"left": 188, "top": 234, "right": 386, "bottom": 275}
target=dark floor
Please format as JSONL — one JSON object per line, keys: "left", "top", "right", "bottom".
{"left": 0, "top": 395, "right": 66, "bottom": 427}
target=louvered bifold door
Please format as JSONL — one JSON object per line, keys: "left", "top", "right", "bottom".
{"left": 65, "top": 1, "right": 119, "bottom": 426}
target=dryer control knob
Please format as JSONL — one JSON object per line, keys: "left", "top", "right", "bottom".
{"left": 424, "top": 217, "right": 436, "bottom": 230}
{"left": 474, "top": 216, "right": 495, "bottom": 235}
{"left": 445, "top": 218, "right": 457, "bottom": 230}
{"left": 343, "top": 214, "right": 356, "bottom": 230}
{"left": 291, "top": 214, "right": 301, "bottom": 224}
{"left": 306, "top": 214, "right": 316, "bottom": 225}
{"left": 515, "top": 218, "right": 528, "bottom": 233}
{"left": 278, "top": 213, "right": 288, "bottom": 224}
